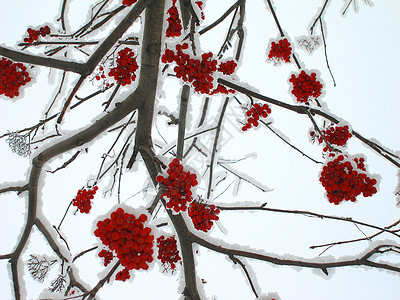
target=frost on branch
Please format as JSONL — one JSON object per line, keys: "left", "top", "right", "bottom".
{"left": 48, "top": 274, "right": 66, "bottom": 293}
{"left": 296, "top": 35, "right": 321, "bottom": 54}
{"left": 27, "top": 255, "right": 57, "bottom": 282}
{"left": 6, "top": 131, "right": 31, "bottom": 157}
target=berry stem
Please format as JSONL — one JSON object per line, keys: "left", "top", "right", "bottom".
{"left": 306, "top": 111, "right": 338, "bottom": 153}
{"left": 57, "top": 200, "right": 73, "bottom": 230}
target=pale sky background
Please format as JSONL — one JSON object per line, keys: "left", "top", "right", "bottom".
{"left": 0, "top": 0, "right": 400, "bottom": 299}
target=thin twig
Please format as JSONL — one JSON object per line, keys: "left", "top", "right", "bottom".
{"left": 102, "top": 81, "right": 122, "bottom": 110}
{"left": 216, "top": 205, "right": 400, "bottom": 238}
{"left": 319, "top": 18, "right": 336, "bottom": 86}
{"left": 207, "top": 97, "right": 230, "bottom": 199}
{"left": 184, "top": 97, "right": 209, "bottom": 158}
{"left": 73, "top": 246, "right": 98, "bottom": 263}
{"left": 199, "top": 0, "right": 243, "bottom": 36}
{"left": 47, "top": 151, "right": 81, "bottom": 174}
{"left": 0, "top": 184, "right": 29, "bottom": 195}
{"left": 260, "top": 120, "right": 323, "bottom": 164}
{"left": 217, "top": 79, "right": 400, "bottom": 168}
{"left": 45, "top": 71, "right": 66, "bottom": 118}
{"left": 217, "top": 163, "right": 270, "bottom": 193}
{"left": 229, "top": 255, "right": 259, "bottom": 298}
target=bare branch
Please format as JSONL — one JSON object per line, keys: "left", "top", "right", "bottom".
{"left": 0, "top": 184, "right": 29, "bottom": 195}
{"left": 207, "top": 97, "right": 230, "bottom": 199}
{"left": 229, "top": 255, "right": 259, "bottom": 298}
{"left": 218, "top": 78, "right": 400, "bottom": 168}
{"left": 216, "top": 204, "right": 400, "bottom": 239}
{"left": 177, "top": 85, "right": 190, "bottom": 160}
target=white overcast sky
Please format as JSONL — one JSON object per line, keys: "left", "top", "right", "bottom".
{"left": 1, "top": 0, "right": 400, "bottom": 299}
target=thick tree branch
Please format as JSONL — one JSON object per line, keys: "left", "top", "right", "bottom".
{"left": 192, "top": 234, "right": 400, "bottom": 274}
{"left": 0, "top": 46, "right": 88, "bottom": 75}
{"left": 177, "top": 85, "right": 190, "bottom": 160}
{"left": 0, "top": 184, "right": 29, "bottom": 195}
{"left": 5, "top": 0, "right": 164, "bottom": 297}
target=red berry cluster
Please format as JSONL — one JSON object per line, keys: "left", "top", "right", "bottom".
{"left": 289, "top": 70, "right": 323, "bottom": 103}
{"left": 98, "top": 249, "right": 114, "bottom": 266}
{"left": 209, "top": 84, "right": 235, "bottom": 95}
{"left": 23, "top": 26, "right": 51, "bottom": 44}
{"left": 268, "top": 38, "right": 292, "bottom": 64}
{"left": 156, "top": 158, "right": 198, "bottom": 212}
{"left": 166, "top": 0, "right": 182, "bottom": 37}
{"left": 95, "top": 66, "right": 106, "bottom": 81}
{"left": 319, "top": 155, "right": 377, "bottom": 205}
{"left": 242, "top": 103, "right": 271, "bottom": 131}
{"left": 115, "top": 267, "right": 131, "bottom": 282}
{"left": 161, "top": 43, "right": 236, "bottom": 94}
{"left": 218, "top": 60, "right": 237, "bottom": 75}
{"left": 312, "top": 125, "right": 352, "bottom": 152}
{"left": 353, "top": 157, "right": 366, "bottom": 171}
{"left": 108, "top": 47, "right": 139, "bottom": 86}
{"left": 188, "top": 202, "right": 220, "bottom": 232}
{"left": 94, "top": 66, "right": 111, "bottom": 89}
{"left": 122, "top": 0, "right": 137, "bottom": 6}
{"left": 0, "top": 57, "right": 31, "bottom": 99}
{"left": 72, "top": 186, "right": 98, "bottom": 214}
{"left": 195, "top": 1, "right": 205, "bottom": 20}
{"left": 94, "top": 208, "right": 154, "bottom": 276}
{"left": 157, "top": 235, "right": 181, "bottom": 270}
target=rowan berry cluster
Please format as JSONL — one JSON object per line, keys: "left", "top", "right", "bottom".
{"left": 24, "top": 26, "right": 51, "bottom": 44}
{"left": 122, "top": 0, "right": 137, "bottom": 6}
{"left": 218, "top": 60, "right": 238, "bottom": 75}
{"left": 289, "top": 70, "right": 323, "bottom": 103}
{"left": 161, "top": 43, "right": 236, "bottom": 94}
{"left": 115, "top": 267, "right": 131, "bottom": 282}
{"left": 95, "top": 66, "right": 106, "bottom": 81}
{"left": 319, "top": 154, "right": 377, "bottom": 205}
{"left": 108, "top": 47, "right": 139, "bottom": 86}
{"left": 98, "top": 249, "right": 114, "bottom": 266}
{"left": 242, "top": 103, "right": 271, "bottom": 131}
{"left": 157, "top": 235, "right": 181, "bottom": 271}
{"left": 94, "top": 208, "right": 154, "bottom": 280}
{"left": 188, "top": 202, "right": 220, "bottom": 232}
{"left": 72, "top": 186, "right": 98, "bottom": 214}
{"left": 268, "top": 38, "right": 292, "bottom": 64}
{"left": 311, "top": 125, "right": 352, "bottom": 152}
{"left": 156, "top": 158, "right": 198, "bottom": 213}
{"left": 209, "top": 84, "right": 235, "bottom": 95}
{"left": 0, "top": 57, "right": 31, "bottom": 99}
{"left": 353, "top": 157, "right": 366, "bottom": 171}
{"left": 195, "top": 1, "right": 205, "bottom": 20}
{"left": 93, "top": 66, "right": 111, "bottom": 89}
{"left": 166, "top": 0, "right": 182, "bottom": 37}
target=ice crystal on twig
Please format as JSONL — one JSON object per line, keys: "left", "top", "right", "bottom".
{"left": 6, "top": 131, "right": 31, "bottom": 157}
{"left": 297, "top": 35, "right": 321, "bottom": 54}
{"left": 27, "top": 255, "right": 57, "bottom": 282}
{"left": 49, "top": 274, "right": 67, "bottom": 293}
